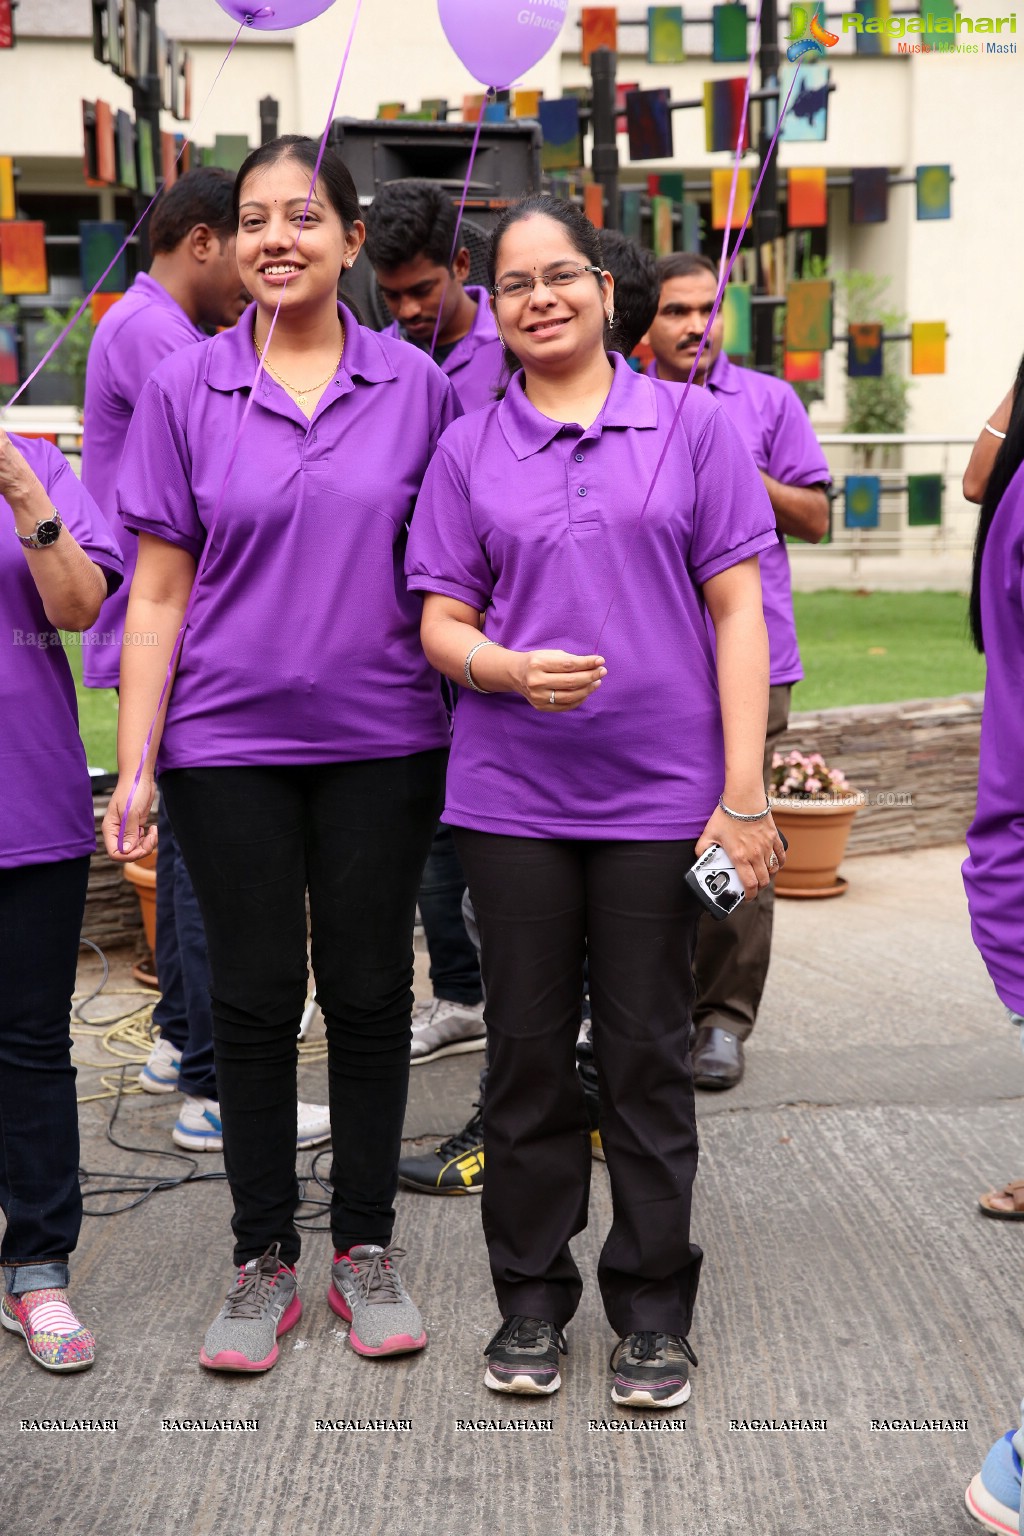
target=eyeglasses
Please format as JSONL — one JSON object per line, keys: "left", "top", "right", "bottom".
{"left": 491, "top": 264, "right": 604, "bottom": 302}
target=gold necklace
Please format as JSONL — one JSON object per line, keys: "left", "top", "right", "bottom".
{"left": 253, "top": 323, "right": 345, "bottom": 408}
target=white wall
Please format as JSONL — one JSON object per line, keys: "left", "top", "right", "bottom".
{"left": 3, "top": 0, "right": 1022, "bottom": 435}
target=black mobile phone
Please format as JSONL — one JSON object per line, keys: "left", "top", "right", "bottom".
{"left": 685, "top": 833, "right": 788, "bottom": 922}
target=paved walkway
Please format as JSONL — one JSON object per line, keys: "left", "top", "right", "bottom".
{"left": 3, "top": 843, "right": 1022, "bottom": 1536}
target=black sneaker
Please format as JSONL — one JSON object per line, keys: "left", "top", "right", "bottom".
{"left": 397, "top": 1107, "right": 484, "bottom": 1195}
{"left": 484, "top": 1315, "right": 567, "bottom": 1396}
{"left": 576, "top": 1045, "right": 605, "bottom": 1162}
{"left": 609, "top": 1332, "right": 697, "bottom": 1409}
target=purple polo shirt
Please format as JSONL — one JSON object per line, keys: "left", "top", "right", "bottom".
{"left": 1, "top": 436, "right": 124, "bottom": 868}
{"left": 385, "top": 286, "right": 503, "bottom": 414}
{"left": 963, "top": 463, "right": 1024, "bottom": 1015}
{"left": 406, "top": 353, "right": 777, "bottom": 840}
{"left": 81, "top": 272, "right": 206, "bottom": 689}
{"left": 117, "top": 302, "right": 458, "bottom": 772}
{"left": 650, "top": 352, "right": 831, "bottom": 685}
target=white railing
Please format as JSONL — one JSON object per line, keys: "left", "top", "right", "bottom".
{"left": 803, "top": 431, "right": 980, "bottom": 579}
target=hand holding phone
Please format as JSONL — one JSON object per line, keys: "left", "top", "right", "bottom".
{"left": 686, "top": 833, "right": 788, "bottom": 921}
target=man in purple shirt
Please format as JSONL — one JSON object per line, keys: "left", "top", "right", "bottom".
{"left": 364, "top": 179, "right": 506, "bottom": 1069}
{"left": 646, "top": 253, "right": 831, "bottom": 1090}
{"left": 82, "top": 169, "right": 329, "bottom": 1152}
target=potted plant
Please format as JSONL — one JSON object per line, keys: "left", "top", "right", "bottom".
{"left": 769, "top": 751, "right": 865, "bottom": 898}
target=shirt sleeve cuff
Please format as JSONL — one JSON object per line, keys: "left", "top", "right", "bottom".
{"left": 692, "top": 528, "right": 780, "bottom": 588}
{"left": 406, "top": 575, "right": 491, "bottom": 611}
{"left": 122, "top": 515, "right": 205, "bottom": 562}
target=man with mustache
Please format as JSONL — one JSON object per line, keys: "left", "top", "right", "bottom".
{"left": 646, "top": 252, "right": 831, "bottom": 1090}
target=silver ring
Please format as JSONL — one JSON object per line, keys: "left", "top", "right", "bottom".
{"left": 549, "top": 690, "right": 556, "bottom": 706}
{"left": 769, "top": 853, "right": 779, "bottom": 871}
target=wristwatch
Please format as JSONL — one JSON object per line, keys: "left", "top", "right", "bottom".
{"left": 15, "top": 507, "right": 62, "bottom": 549}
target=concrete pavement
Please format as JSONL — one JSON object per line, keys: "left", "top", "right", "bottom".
{"left": 3, "top": 843, "right": 1022, "bottom": 1536}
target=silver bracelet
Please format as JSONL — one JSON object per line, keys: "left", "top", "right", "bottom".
{"left": 984, "top": 421, "right": 1007, "bottom": 440}
{"left": 464, "top": 638, "right": 495, "bottom": 694}
{"left": 718, "top": 794, "right": 771, "bottom": 822}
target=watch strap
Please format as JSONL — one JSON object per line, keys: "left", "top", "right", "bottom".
{"left": 15, "top": 506, "right": 62, "bottom": 549}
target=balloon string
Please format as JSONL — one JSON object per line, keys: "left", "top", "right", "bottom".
{"left": 0, "top": 18, "right": 249, "bottom": 418}
{"left": 592, "top": 63, "right": 803, "bottom": 653}
{"left": 718, "top": 0, "right": 764, "bottom": 283}
{"left": 428, "top": 88, "right": 494, "bottom": 360}
{"left": 118, "top": 0, "right": 365, "bottom": 851}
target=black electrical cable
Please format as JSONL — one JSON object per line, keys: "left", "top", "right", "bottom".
{"left": 80, "top": 1064, "right": 335, "bottom": 1227}
{"left": 76, "top": 937, "right": 335, "bottom": 1225}
{"left": 74, "top": 935, "right": 154, "bottom": 1029}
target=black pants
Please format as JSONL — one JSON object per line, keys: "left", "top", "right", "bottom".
{"left": 455, "top": 831, "right": 704, "bottom": 1338}
{"left": 0, "top": 856, "right": 89, "bottom": 1282}
{"left": 417, "top": 824, "right": 482, "bottom": 1005}
{"left": 161, "top": 752, "right": 445, "bottom": 1267}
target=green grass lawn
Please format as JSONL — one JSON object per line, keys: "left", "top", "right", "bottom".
{"left": 791, "top": 591, "right": 986, "bottom": 710}
{"left": 65, "top": 638, "right": 119, "bottom": 772}
{"left": 67, "top": 590, "right": 986, "bottom": 766}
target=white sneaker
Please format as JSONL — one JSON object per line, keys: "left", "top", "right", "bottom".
{"left": 171, "top": 1097, "right": 332, "bottom": 1153}
{"left": 139, "top": 1035, "right": 182, "bottom": 1094}
{"left": 410, "top": 997, "right": 486, "bottom": 1065}
{"left": 296, "top": 1101, "right": 331, "bottom": 1149}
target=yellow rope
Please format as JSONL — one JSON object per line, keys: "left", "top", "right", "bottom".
{"left": 71, "top": 993, "right": 328, "bottom": 1103}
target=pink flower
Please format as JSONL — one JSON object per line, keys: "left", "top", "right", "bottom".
{"left": 804, "top": 777, "right": 822, "bottom": 795}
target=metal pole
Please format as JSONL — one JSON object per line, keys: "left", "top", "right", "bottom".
{"left": 260, "top": 96, "right": 280, "bottom": 146}
{"left": 132, "top": 0, "right": 162, "bottom": 266}
{"left": 589, "top": 46, "right": 619, "bottom": 230}
{"left": 753, "top": 0, "right": 780, "bottom": 373}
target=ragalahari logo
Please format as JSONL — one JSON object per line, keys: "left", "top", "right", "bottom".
{"left": 787, "top": 5, "right": 840, "bottom": 59}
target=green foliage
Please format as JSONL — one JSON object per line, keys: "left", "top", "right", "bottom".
{"left": 832, "top": 271, "right": 912, "bottom": 439}
{"left": 0, "top": 300, "right": 17, "bottom": 407}
{"left": 37, "top": 303, "right": 96, "bottom": 409}
{"left": 787, "top": 257, "right": 913, "bottom": 438}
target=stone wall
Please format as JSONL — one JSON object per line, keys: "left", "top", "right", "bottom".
{"left": 84, "top": 695, "right": 985, "bottom": 950}
{"left": 775, "top": 694, "right": 983, "bottom": 857}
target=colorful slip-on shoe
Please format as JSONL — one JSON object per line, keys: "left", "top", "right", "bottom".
{"left": 966, "top": 1430, "right": 1022, "bottom": 1533}
{"left": 328, "top": 1242, "right": 426, "bottom": 1356}
{"left": 1, "top": 1288, "right": 95, "bottom": 1373}
{"left": 397, "top": 1107, "right": 484, "bottom": 1195}
{"left": 410, "top": 997, "right": 486, "bottom": 1065}
{"left": 609, "top": 1331, "right": 697, "bottom": 1409}
{"left": 139, "top": 1035, "right": 182, "bottom": 1094}
{"left": 199, "top": 1243, "right": 301, "bottom": 1372}
{"left": 484, "top": 1315, "right": 566, "bottom": 1396}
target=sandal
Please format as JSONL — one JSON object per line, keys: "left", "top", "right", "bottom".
{"left": 979, "top": 1179, "right": 1024, "bottom": 1220}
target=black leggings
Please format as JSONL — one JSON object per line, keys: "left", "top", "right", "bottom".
{"left": 161, "top": 752, "right": 445, "bottom": 1266}
{"left": 454, "top": 830, "right": 704, "bottom": 1338}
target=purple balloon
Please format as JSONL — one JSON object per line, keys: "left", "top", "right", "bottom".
{"left": 438, "top": 0, "right": 568, "bottom": 88}
{"left": 214, "top": 0, "right": 338, "bottom": 29}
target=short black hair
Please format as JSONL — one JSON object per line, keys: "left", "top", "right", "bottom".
{"left": 364, "top": 179, "right": 459, "bottom": 272}
{"left": 149, "top": 167, "right": 235, "bottom": 255}
{"left": 233, "top": 135, "right": 361, "bottom": 230}
{"left": 657, "top": 252, "right": 718, "bottom": 286}
{"left": 599, "top": 229, "right": 658, "bottom": 356}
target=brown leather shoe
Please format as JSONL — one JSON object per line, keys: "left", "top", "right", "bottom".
{"left": 691, "top": 1026, "right": 744, "bottom": 1090}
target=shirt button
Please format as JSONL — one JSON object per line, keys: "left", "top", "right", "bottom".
{"left": 577, "top": 486, "right": 588, "bottom": 497}
{"left": 574, "top": 452, "right": 585, "bottom": 463}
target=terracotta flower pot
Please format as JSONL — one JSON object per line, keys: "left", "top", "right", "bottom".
{"left": 122, "top": 849, "right": 158, "bottom": 952}
{"left": 769, "top": 794, "right": 865, "bottom": 899}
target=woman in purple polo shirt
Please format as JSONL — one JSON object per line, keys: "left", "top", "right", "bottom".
{"left": 406, "top": 195, "right": 785, "bottom": 1407}
{"left": 963, "top": 352, "right": 1024, "bottom": 1219}
{"left": 102, "top": 137, "right": 457, "bottom": 1373}
{"left": 1, "top": 428, "right": 124, "bottom": 1373}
